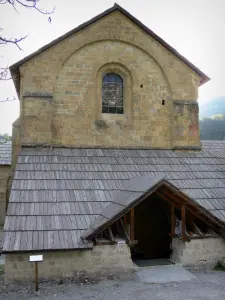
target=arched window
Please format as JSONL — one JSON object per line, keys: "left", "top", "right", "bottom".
{"left": 102, "top": 73, "right": 124, "bottom": 114}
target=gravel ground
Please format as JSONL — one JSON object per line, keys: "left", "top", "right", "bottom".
{"left": 1, "top": 270, "right": 225, "bottom": 300}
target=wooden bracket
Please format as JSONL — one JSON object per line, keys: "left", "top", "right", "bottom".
{"left": 120, "top": 218, "right": 130, "bottom": 242}
{"left": 181, "top": 205, "right": 186, "bottom": 241}
{"left": 123, "top": 214, "right": 127, "bottom": 225}
{"left": 108, "top": 227, "right": 115, "bottom": 243}
{"left": 171, "top": 203, "right": 175, "bottom": 237}
{"left": 192, "top": 221, "right": 203, "bottom": 236}
{"left": 130, "top": 208, "right": 135, "bottom": 241}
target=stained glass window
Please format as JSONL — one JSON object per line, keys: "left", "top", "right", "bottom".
{"left": 102, "top": 73, "right": 124, "bottom": 114}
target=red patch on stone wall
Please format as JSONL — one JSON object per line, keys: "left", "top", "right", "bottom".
{"left": 188, "top": 106, "right": 198, "bottom": 136}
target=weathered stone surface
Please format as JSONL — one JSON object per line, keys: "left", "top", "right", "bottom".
{"left": 19, "top": 11, "right": 201, "bottom": 149}
{"left": 4, "top": 244, "right": 134, "bottom": 282}
{"left": 172, "top": 237, "right": 225, "bottom": 267}
{"left": 11, "top": 117, "right": 21, "bottom": 172}
{"left": 172, "top": 101, "right": 200, "bottom": 147}
{"left": 0, "top": 165, "right": 10, "bottom": 225}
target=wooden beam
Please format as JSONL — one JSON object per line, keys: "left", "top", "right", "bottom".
{"left": 192, "top": 221, "right": 203, "bottom": 236}
{"left": 116, "top": 221, "right": 121, "bottom": 236}
{"left": 158, "top": 190, "right": 221, "bottom": 233}
{"left": 171, "top": 203, "right": 175, "bottom": 237}
{"left": 108, "top": 227, "right": 115, "bottom": 242}
{"left": 181, "top": 205, "right": 186, "bottom": 241}
{"left": 155, "top": 191, "right": 181, "bottom": 209}
{"left": 160, "top": 185, "right": 192, "bottom": 206}
{"left": 95, "top": 239, "right": 113, "bottom": 245}
{"left": 160, "top": 186, "right": 201, "bottom": 215}
{"left": 123, "top": 214, "right": 127, "bottom": 225}
{"left": 130, "top": 208, "right": 135, "bottom": 241}
{"left": 120, "top": 219, "right": 130, "bottom": 242}
{"left": 163, "top": 186, "right": 223, "bottom": 228}
{"left": 156, "top": 190, "right": 179, "bottom": 205}
{"left": 186, "top": 234, "right": 216, "bottom": 240}
{"left": 207, "top": 228, "right": 218, "bottom": 237}
{"left": 35, "top": 262, "right": 39, "bottom": 292}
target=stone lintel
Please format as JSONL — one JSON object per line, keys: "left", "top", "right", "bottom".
{"left": 173, "top": 100, "right": 198, "bottom": 106}
{"left": 23, "top": 92, "right": 53, "bottom": 99}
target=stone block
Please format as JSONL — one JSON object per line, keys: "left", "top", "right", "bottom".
{"left": 0, "top": 165, "right": 10, "bottom": 224}
{"left": 172, "top": 237, "right": 225, "bottom": 267}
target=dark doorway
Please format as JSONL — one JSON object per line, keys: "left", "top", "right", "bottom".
{"left": 131, "top": 194, "right": 171, "bottom": 260}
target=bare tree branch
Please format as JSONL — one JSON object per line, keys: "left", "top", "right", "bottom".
{"left": 0, "top": 68, "right": 11, "bottom": 80}
{"left": 0, "top": 1, "right": 54, "bottom": 53}
{"left": 0, "top": 97, "right": 17, "bottom": 102}
{"left": 0, "top": 34, "right": 27, "bottom": 50}
{"left": 0, "top": 0, "right": 54, "bottom": 101}
{"left": 0, "top": 0, "right": 55, "bottom": 15}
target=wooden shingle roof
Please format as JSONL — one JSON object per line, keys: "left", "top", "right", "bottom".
{"left": 0, "top": 141, "right": 12, "bottom": 165}
{"left": 3, "top": 142, "right": 225, "bottom": 252}
{"left": 201, "top": 140, "right": 225, "bottom": 149}
{"left": 83, "top": 175, "right": 225, "bottom": 240}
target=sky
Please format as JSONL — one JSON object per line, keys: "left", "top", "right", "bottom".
{"left": 1, "top": 0, "right": 225, "bottom": 134}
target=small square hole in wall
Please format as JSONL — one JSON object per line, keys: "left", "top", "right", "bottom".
{"left": 162, "top": 100, "right": 165, "bottom": 106}
{"left": 140, "top": 84, "right": 143, "bottom": 88}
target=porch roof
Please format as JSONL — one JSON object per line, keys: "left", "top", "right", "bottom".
{"left": 82, "top": 175, "right": 225, "bottom": 240}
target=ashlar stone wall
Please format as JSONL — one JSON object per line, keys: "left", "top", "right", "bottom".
{"left": 19, "top": 11, "right": 201, "bottom": 149}
{"left": 0, "top": 165, "right": 10, "bottom": 225}
{"left": 172, "top": 237, "right": 225, "bottom": 267}
{"left": 4, "top": 244, "right": 134, "bottom": 282}
{"left": 11, "top": 117, "right": 21, "bottom": 172}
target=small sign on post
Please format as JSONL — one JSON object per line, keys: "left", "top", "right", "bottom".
{"left": 29, "top": 255, "right": 43, "bottom": 292}
{"left": 117, "top": 240, "right": 126, "bottom": 245}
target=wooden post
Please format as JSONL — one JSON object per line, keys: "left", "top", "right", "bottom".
{"left": 181, "top": 205, "right": 186, "bottom": 241}
{"left": 35, "top": 262, "right": 38, "bottom": 292}
{"left": 171, "top": 203, "right": 175, "bottom": 237}
{"left": 130, "top": 208, "right": 135, "bottom": 241}
{"left": 123, "top": 214, "right": 127, "bottom": 225}
{"left": 108, "top": 227, "right": 115, "bottom": 243}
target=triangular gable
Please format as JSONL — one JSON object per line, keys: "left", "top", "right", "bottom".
{"left": 10, "top": 3, "right": 209, "bottom": 96}
{"left": 82, "top": 175, "right": 225, "bottom": 240}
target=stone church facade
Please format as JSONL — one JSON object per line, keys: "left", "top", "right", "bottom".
{"left": 10, "top": 4, "right": 208, "bottom": 150}
{"left": 3, "top": 4, "right": 225, "bottom": 282}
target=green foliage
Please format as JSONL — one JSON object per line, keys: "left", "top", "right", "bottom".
{"left": 211, "top": 114, "right": 225, "bottom": 120}
{"left": 199, "top": 96, "right": 225, "bottom": 118}
{"left": 200, "top": 114, "right": 225, "bottom": 140}
{"left": 213, "top": 261, "right": 225, "bottom": 271}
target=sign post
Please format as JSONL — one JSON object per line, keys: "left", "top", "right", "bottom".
{"left": 29, "top": 255, "right": 43, "bottom": 292}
